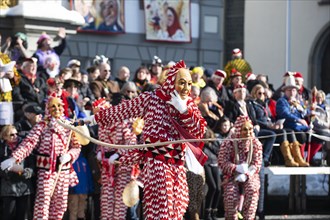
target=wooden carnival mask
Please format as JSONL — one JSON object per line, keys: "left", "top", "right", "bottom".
{"left": 174, "top": 68, "right": 192, "bottom": 100}
{"left": 240, "top": 120, "right": 254, "bottom": 139}
{"left": 47, "top": 96, "right": 64, "bottom": 119}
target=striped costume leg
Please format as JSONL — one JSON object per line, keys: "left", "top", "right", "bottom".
{"left": 223, "top": 181, "right": 239, "bottom": 220}
{"left": 49, "top": 170, "right": 70, "bottom": 219}
{"left": 33, "top": 170, "right": 52, "bottom": 220}
{"left": 242, "top": 176, "right": 260, "bottom": 220}
{"left": 100, "top": 168, "right": 115, "bottom": 219}
{"left": 143, "top": 159, "right": 189, "bottom": 220}
{"left": 114, "top": 167, "right": 131, "bottom": 220}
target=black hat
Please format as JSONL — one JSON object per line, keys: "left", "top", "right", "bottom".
{"left": 63, "top": 77, "right": 82, "bottom": 88}
{"left": 24, "top": 104, "right": 44, "bottom": 115}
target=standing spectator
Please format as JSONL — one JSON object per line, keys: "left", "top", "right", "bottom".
{"left": 1, "top": 32, "right": 29, "bottom": 62}
{"left": 90, "top": 55, "right": 120, "bottom": 102}
{"left": 68, "top": 152, "right": 94, "bottom": 220}
{"left": 218, "top": 115, "right": 262, "bottom": 220}
{"left": 0, "top": 53, "right": 17, "bottom": 126}
{"left": 80, "top": 69, "right": 95, "bottom": 112}
{"left": 115, "top": 66, "right": 131, "bottom": 89}
{"left": 12, "top": 57, "right": 47, "bottom": 121}
{"left": 33, "top": 28, "right": 66, "bottom": 72}
{"left": 0, "top": 125, "right": 35, "bottom": 220}
{"left": 14, "top": 104, "right": 43, "bottom": 138}
{"left": 224, "top": 48, "right": 253, "bottom": 84}
{"left": 0, "top": 94, "right": 81, "bottom": 220}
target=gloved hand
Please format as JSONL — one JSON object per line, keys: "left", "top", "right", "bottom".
{"left": 10, "top": 164, "right": 24, "bottom": 173}
{"left": 166, "top": 90, "right": 188, "bottom": 114}
{"left": 23, "top": 168, "right": 33, "bottom": 179}
{"left": 1, "top": 157, "right": 16, "bottom": 171}
{"left": 236, "top": 163, "right": 248, "bottom": 174}
{"left": 60, "top": 153, "right": 71, "bottom": 164}
{"left": 108, "top": 153, "right": 119, "bottom": 164}
{"left": 247, "top": 165, "right": 257, "bottom": 177}
{"left": 235, "top": 174, "right": 247, "bottom": 183}
{"left": 96, "top": 151, "right": 102, "bottom": 161}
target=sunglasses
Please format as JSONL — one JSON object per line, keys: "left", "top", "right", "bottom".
{"left": 126, "top": 90, "right": 136, "bottom": 94}
{"left": 258, "top": 92, "right": 265, "bottom": 95}
{"left": 9, "top": 133, "right": 17, "bottom": 137}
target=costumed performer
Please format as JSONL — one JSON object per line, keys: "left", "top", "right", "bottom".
{"left": 84, "top": 60, "right": 207, "bottom": 219}
{"left": 0, "top": 93, "right": 81, "bottom": 220}
{"left": 218, "top": 115, "right": 262, "bottom": 220}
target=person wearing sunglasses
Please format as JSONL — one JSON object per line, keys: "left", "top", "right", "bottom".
{"left": 0, "top": 125, "right": 35, "bottom": 220}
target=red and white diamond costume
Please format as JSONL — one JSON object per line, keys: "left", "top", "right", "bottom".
{"left": 98, "top": 119, "right": 138, "bottom": 220}
{"left": 218, "top": 116, "right": 262, "bottom": 220}
{"left": 10, "top": 96, "right": 81, "bottom": 220}
{"left": 94, "top": 61, "right": 206, "bottom": 220}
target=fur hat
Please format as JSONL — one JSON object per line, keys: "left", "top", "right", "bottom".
{"left": 246, "top": 72, "right": 256, "bottom": 82}
{"left": 282, "top": 75, "right": 299, "bottom": 91}
{"left": 233, "top": 83, "right": 246, "bottom": 93}
{"left": 37, "top": 33, "right": 51, "bottom": 45}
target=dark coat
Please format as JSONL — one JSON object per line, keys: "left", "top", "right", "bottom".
{"left": 0, "top": 138, "right": 36, "bottom": 197}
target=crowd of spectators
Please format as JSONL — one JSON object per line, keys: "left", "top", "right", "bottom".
{"left": 0, "top": 29, "right": 330, "bottom": 220}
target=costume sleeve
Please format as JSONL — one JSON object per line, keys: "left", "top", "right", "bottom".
{"left": 68, "top": 132, "right": 82, "bottom": 163}
{"left": 12, "top": 122, "right": 45, "bottom": 163}
{"left": 218, "top": 140, "right": 236, "bottom": 177}
{"left": 95, "top": 92, "right": 150, "bottom": 128}
{"left": 178, "top": 100, "right": 207, "bottom": 140}
{"left": 248, "top": 138, "right": 263, "bottom": 176}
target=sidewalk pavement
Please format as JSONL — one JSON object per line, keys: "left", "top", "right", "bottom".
{"left": 213, "top": 215, "right": 330, "bottom": 220}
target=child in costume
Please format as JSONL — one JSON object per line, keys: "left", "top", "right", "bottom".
{"left": 218, "top": 115, "right": 262, "bottom": 220}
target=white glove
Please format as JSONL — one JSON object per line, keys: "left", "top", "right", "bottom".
{"left": 96, "top": 151, "right": 102, "bottom": 161}
{"left": 10, "top": 164, "right": 24, "bottom": 173}
{"left": 235, "top": 174, "right": 247, "bottom": 183}
{"left": 247, "top": 165, "right": 257, "bottom": 177}
{"left": 236, "top": 163, "right": 248, "bottom": 174}
{"left": 166, "top": 90, "right": 188, "bottom": 114}
{"left": 23, "top": 168, "right": 33, "bottom": 179}
{"left": 108, "top": 153, "right": 119, "bottom": 164}
{"left": 1, "top": 157, "right": 16, "bottom": 171}
{"left": 60, "top": 153, "right": 71, "bottom": 164}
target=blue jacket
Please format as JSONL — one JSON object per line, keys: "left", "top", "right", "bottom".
{"left": 276, "top": 96, "right": 309, "bottom": 132}
{"left": 69, "top": 153, "right": 94, "bottom": 194}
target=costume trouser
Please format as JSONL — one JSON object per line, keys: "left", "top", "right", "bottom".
{"left": 204, "top": 164, "right": 221, "bottom": 210}
{"left": 143, "top": 158, "right": 189, "bottom": 220}
{"left": 1, "top": 195, "right": 29, "bottom": 220}
{"left": 223, "top": 175, "right": 260, "bottom": 220}
{"left": 100, "top": 164, "right": 131, "bottom": 220}
{"left": 186, "top": 170, "right": 204, "bottom": 219}
{"left": 33, "top": 169, "right": 70, "bottom": 220}
{"left": 68, "top": 194, "right": 88, "bottom": 220}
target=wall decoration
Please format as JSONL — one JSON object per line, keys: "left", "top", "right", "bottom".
{"left": 144, "top": 0, "right": 191, "bottom": 43}
{"left": 74, "top": 0, "right": 125, "bottom": 34}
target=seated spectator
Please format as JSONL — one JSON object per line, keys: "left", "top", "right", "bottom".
{"left": 149, "top": 55, "right": 163, "bottom": 85}
{"left": 276, "top": 74, "right": 309, "bottom": 167}
{"left": 114, "top": 66, "right": 131, "bottom": 89}
{"left": 204, "top": 69, "right": 229, "bottom": 109}
{"left": 39, "top": 54, "right": 60, "bottom": 82}
{"left": 190, "top": 85, "right": 201, "bottom": 105}
{"left": 90, "top": 55, "right": 121, "bottom": 102}
{"left": 63, "top": 77, "right": 86, "bottom": 119}
{"left": 226, "top": 68, "right": 243, "bottom": 101}
{"left": 87, "top": 66, "right": 100, "bottom": 82}
{"left": 309, "top": 89, "right": 329, "bottom": 165}
{"left": 14, "top": 104, "right": 43, "bottom": 138}
{"left": 191, "top": 66, "right": 206, "bottom": 89}
{"left": 294, "top": 72, "right": 311, "bottom": 106}
{"left": 80, "top": 69, "right": 95, "bottom": 112}
{"left": 133, "top": 66, "right": 156, "bottom": 94}
{"left": 198, "top": 87, "right": 223, "bottom": 131}
{"left": 0, "top": 125, "right": 35, "bottom": 220}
